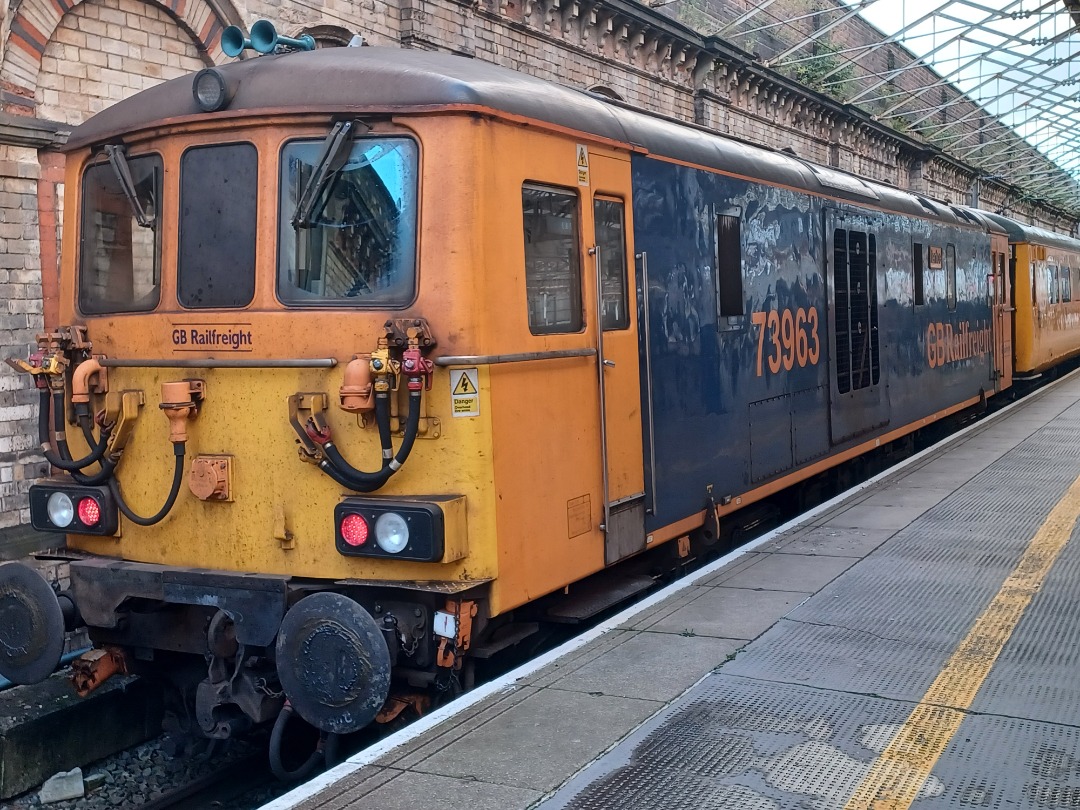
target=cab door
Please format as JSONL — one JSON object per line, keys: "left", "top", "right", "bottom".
{"left": 990, "top": 234, "right": 1013, "bottom": 391}
{"left": 583, "top": 148, "right": 646, "bottom": 565}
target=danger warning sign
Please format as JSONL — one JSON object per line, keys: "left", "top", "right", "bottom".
{"left": 576, "top": 144, "right": 589, "bottom": 186}
{"left": 450, "top": 368, "right": 480, "bottom": 417}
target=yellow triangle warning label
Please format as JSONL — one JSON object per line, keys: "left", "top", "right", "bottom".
{"left": 453, "top": 374, "right": 476, "bottom": 395}
{"left": 577, "top": 145, "right": 589, "bottom": 169}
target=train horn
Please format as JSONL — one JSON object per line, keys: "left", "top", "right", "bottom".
{"left": 221, "top": 21, "right": 316, "bottom": 57}
{"left": 220, "top": 25, "right": 251, "bottom": 58}
{"left": 250, "top": 20, "right": 316, "bottom": 54}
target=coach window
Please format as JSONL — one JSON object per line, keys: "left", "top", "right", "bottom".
{"left": 912, "top": 242, "right": 925, "bottom": 306}
{"left": 179, "top": 143, "right": 257, "bottom": 308}
{"left": 523, "top": 185, "right": 583, "bottom": 334}
{"left": 78, "top": 152, "right": 162, "bottom": 315}
{"left": 1064, "top": 267, "right": 1073, "bottom": 303}
{"left": 594, "top": 198, "right": 629, "bottom": 330}
{"left": 279, "top": 137, "right": 417, "bottom": 306}
{"left": 945, "top": 244, "right": 956, "bottom": 311}
{"left": 716, "top": 214, "right": 743, "bottom": 317}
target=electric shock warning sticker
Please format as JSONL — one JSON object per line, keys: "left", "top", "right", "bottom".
{"left": 450, "top": 368, "right": 480, "bottom": 417}
{"left": 576, "top": 144, "right": 590, "bottom": 186}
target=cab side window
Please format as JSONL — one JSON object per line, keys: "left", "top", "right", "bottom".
{"left": 594, "top": 198, "right": 629, "bottom": 331}
{"left": 523, "top": 185, "right": 583, "bottom": 335}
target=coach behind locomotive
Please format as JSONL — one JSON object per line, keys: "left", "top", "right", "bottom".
{"left": 2, "top": 23, "right": 1076, "bottom": 771}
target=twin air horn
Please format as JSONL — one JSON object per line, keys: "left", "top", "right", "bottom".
{"left": 221, "top": 19, "right": 315, "bottom": 57}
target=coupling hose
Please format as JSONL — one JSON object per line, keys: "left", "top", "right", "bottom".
{"left": 38, "top": 390, "right": 111, "bottom": 473}
{"left": 319, "top": 386, "right": 422, "bottom": 492}
{"left": 108, "top": 442, "right": 185, "bottom": 526}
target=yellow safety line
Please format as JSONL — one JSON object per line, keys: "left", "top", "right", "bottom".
{"left": 843, "top": 472, "right": 1080, "bottom": 810}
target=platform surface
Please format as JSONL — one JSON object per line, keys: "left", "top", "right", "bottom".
{"left": 266, "top": 371, "right": 1080, "bottom": 810}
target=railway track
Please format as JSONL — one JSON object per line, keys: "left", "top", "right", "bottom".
{"left": 135, "top": 755, "right": 276, "bottom": 810}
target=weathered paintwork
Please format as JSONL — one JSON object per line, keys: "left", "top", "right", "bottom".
{"left": 633, "top": 156, "right": 999, "bottom": 531}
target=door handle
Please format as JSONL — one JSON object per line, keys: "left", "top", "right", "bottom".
{"left": 602, "top": 359, "right": 616, "bottom": 367}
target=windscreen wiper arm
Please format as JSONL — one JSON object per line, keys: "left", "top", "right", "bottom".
{"left": 291, "top": 120, "right": 357, "bottom": 229}
{"left": 103, "top": 144, "right": 154, "bottom": 228}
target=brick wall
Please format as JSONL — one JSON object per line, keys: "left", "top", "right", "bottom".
{"left": 37, "top": 0, "right": 209, "bottom": 124}
{"left": 0, "top": 144, "right": 49, "bottom": 535}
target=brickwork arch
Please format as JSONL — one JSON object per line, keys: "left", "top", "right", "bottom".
{"left": 2, "top": 0, "right": 240, "bottom": 106}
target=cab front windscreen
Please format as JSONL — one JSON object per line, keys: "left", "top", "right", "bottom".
{"left": 277, "top": 137, "right": 418, "bottom": 307}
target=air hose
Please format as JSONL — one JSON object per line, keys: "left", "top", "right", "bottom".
{"left": 107, "top": 442, "right": 185, "bottom": 526}
{"left": 268, "top": 702, "right": 340, "bottom": 782}
{"left": 316, "top": 386, "right": 422, "bottom": 492}
{"left": 38, "top": 390, "right": 112, "bottom": 473}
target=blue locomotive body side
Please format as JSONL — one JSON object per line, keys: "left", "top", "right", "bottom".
{"left": 631, "top": 154, "right": 996, "bottom": 531}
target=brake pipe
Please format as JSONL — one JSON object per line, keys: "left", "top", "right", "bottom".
{"left": 316, "top": 384, "right": 423, "bottom": 492}
{"left": 50, "top": 391, "right": 118, "bottom": 485}
{"left": 108, "top": 442, "right": 185, "bottom": 526}
{"left": 38, "top": 390, "right": 112, "bottom": 473}
{"left": 105, "top": 381, "right": 201, "bottom": 525}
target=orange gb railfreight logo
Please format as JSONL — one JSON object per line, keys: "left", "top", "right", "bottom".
{"left": 926, "top": 321, "right": 991, "bottom": 368}
{"left": 171, "top": 323, "right": 253, "bottom": 352}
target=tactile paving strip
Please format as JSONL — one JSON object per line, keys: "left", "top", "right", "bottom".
{"left": 916, "top": 712, "right": 1080, "bottom": 809}
{"left": 540, "top": 676, "right": 921, "bottom": 810}
{"left": 542, "top": 676, "right": 1080, "bottom": 810}
{"left": 968, "top": 514, "right": 1080, "bottom": 726}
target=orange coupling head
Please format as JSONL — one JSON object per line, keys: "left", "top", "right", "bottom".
{"left": 70, "top": 357, "right": 105, "bottom": 404}
{"left": 160, "top": 379, "right": 204, "bottom": 443}
{"left": 339, "top": 355, "right": 375, "bottom": 413}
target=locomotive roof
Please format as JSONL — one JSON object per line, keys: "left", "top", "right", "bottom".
{"left": 979, "top": 211, "right": 1080, "bottom": 253}
{"left": 66, "top": 46, "right": 991, "bottom": 229}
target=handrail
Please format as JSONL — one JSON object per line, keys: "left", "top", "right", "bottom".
{"left": 99, "top": 358, "right": 337, "bottom": 369}
{"left": 435, "top": 348, "right": 595, "bottom": 367}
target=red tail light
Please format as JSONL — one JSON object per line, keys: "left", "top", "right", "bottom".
{"left": 77, "top": 497, "right": 101, "bottom": 527}
{"left": 340, "top": 513, "right": 369, "bottom": 547}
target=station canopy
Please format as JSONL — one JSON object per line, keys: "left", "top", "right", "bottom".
{"left": 658, "top": 0, "right": 1080, "bottom": 216}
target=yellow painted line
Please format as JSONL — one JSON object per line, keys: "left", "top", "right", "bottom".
{"left": 843, "top": 472, "right": 1080, "bottom": 810}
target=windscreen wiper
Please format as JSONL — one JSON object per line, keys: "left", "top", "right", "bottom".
{"left": 291, "top": 120, "right": 358, "bottom": 229}
{"left": 103, "top": 144, "right": 154, "bottom": 228}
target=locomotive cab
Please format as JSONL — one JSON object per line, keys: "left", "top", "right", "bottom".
{"left": 0, "top": 34, "right": 647, "bottom": 750}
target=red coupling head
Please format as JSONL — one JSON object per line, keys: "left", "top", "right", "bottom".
{"left": 28, "top": 353, "right": 48, "bottom": 390}
{"left": 305, "top": 419, "right": 331, "bottom": 446}
{"left": 402, "top": 349, "right": 434, "bottom": 392}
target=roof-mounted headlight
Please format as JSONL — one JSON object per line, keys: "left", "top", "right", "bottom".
{"left": 192, "top": 68, "right": 232, "bottom": 113}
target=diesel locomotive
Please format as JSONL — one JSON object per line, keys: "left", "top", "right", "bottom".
{"left": 3, "top": 23, "right": 1080, "bottom": 769}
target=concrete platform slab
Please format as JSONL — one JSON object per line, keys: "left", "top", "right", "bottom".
{"left": 822, "top": 502, "right": 930, "bottom": 531}
{"left": 632, "top": 585, "right": 810, "bottom": 639}
{"left": 697, "top": 551, "right": 858, "bottom": 592}
{"left": 404, "top": 688, "right": 661, "bottom": 792}
{"left": 539, "top": 631, "right": 738, "bottom": 702}
{"left": 375, "top": 685, "right": 538, "bottom": 769}
{"left": 320, "top": 770, "right": 543, "bottom": 810}
{"left": 768, "top": 526, "right": 896, "bottom": 557}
